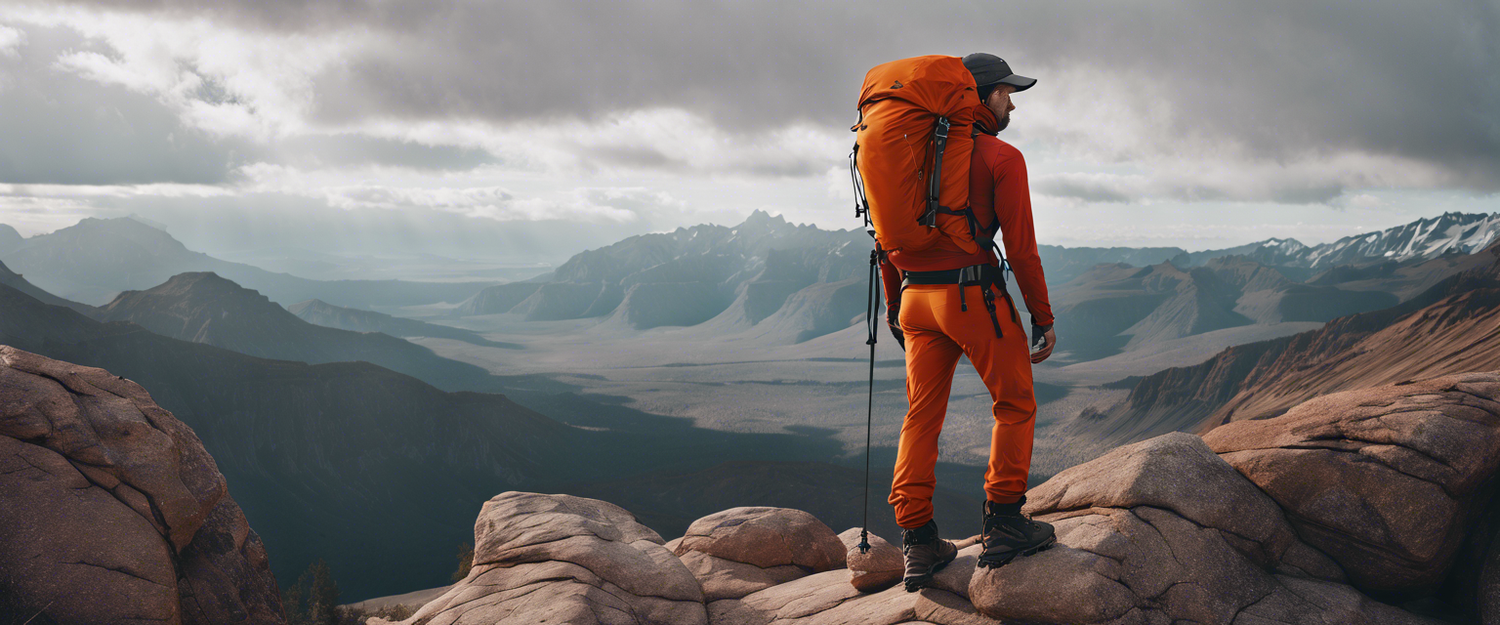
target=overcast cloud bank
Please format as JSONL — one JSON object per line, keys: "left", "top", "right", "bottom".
{"left": 0, "top": 0, "right": 1495, "bottom": 259}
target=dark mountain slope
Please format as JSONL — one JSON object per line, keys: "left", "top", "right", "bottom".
{"left": 0, "top": 224, "right": 21, "bottom": 255}
{"left": 0, "top": 259, "right": 95, "bottom": 316}
{"left": 94, "top": 272, "right": 499, "bottom": 392}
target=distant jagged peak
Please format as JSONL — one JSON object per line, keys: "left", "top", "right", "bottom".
{"left": 46, "top": 215, "right": 192, "bottom": 252}
{"left": 118, "top": 272, "right": 276, "bottom": 308}
{"left": 1307, "top": 210, "right": 1500, "bottom": 268}
{"left": 739, "top": 209, "right": 789, "bottom": 228}
{"left": 1137, "top": 259, "right": 1191, "bottom": 277}
{"left": 1252, "top": 237, "right": 1308, "bottom": 252}
{"left": 74, "top": 214, "right": 167, "bottom": 231}
{"left": 286, "top": 298, "right": 334, "bottom": 314}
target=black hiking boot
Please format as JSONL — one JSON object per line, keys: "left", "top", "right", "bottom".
{"left": 901, "top": 519, "right": 958, "bottom": 592}
{"left": 976, "top": 497, "right": 1056, "bottom": 569}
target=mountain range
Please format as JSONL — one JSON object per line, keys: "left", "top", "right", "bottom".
{"left": 1050, "top": 255, "right": 1401, "bottom": 359}
{"left": 449, "top": 210, "right": 1500, "bottom": 361}
{"left": 0, "top": 216, "right": 497, "bottom": 307}
{"left": 91, "top": 272, "right": 502, "bottom": 393}
{"left": 456, "top": 211, "right": 875, "bottom": 345}
{"left": 1062, "top": 238, "right": 1500, "bottom": 453}
{"left": 1174, "top": 211, "right": 1500, "bottom": 269}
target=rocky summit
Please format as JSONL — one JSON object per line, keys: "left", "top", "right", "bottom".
{"left": 368, "top": 370, "right": 1500, "bottom": 625}
{"left": 0, "top": 346, "right": 283, "bottom": 624}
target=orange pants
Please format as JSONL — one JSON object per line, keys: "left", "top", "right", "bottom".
{"left": 889, "top": 283, "right": 1037, "bottom": 529}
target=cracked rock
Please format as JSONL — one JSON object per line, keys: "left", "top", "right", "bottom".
{"left": 1205, "top": 372, "right": 1500, "bottom": 596}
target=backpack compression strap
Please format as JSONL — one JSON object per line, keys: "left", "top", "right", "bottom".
{"left": 920, "top": 117, "right": 991, "bottom": 253}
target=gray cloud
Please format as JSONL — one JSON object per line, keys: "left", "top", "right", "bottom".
{"left": 582, "top": 144, "right": 687, "bottom": 172}
{"left": 14, "top": 0, "right": 1500, "bottom": 194}
{"left": 0, "top": 24, "right": 505, "bottom": 184}
{"left": 1034, "top": 179, "right": 1133, "bottom": 204}
{"left": 0, "top": 24, "right": 251, "bottom": 184}
{"left": 275, "top": 134, "right": 499, "bottom": 171}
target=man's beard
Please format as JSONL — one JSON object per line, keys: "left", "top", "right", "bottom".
{"left": 996, "top": 112, "right": 1010, "bottom": 132}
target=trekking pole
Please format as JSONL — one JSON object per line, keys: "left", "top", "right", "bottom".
{"left": 858, "top": 247, "right": 880, "bottom": 554}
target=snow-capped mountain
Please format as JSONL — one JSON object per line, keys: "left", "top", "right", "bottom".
{"left": 1183, "top": 212, "right": 1500, "bottom": 269}
{"left": 1304, "top": 212, "right": 1500, "bottom": 268}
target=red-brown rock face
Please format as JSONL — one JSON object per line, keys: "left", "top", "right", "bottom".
{"left": 1205, "top": 372, "right": 1500, "bottom": 596}
{"left": 0, "top": 345, "right": 284, "bottom": 624}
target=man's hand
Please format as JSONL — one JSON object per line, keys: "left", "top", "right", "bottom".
{"left": 1029, "top": 324, "right": 1055, "bottom": 364}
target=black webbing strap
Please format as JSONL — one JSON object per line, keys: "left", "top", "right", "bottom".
{"left": 850, "top": 145, "right": 870, "bottom": 223}
{"left": 920, "top": 117, "right": 952, "bottom": 228}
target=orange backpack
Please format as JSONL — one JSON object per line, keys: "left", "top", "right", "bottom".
{"left": 850, "top": 56, "right": 982, "bottom": 256}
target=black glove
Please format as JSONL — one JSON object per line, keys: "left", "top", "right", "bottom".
{"left": 1030, "top": 323, "right": 1053, "bottom": 352}
{"left": 887, "top": 302, "right": 905, "bottom": 351}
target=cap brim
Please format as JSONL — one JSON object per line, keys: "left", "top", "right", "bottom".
{"left": 998, "top": 74, "right": 1036, "bottom": 92}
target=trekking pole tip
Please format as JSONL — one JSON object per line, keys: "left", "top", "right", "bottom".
{"left": 857, "top": 529, "right": 871, "bottom": 554}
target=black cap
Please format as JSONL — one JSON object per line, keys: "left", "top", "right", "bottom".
{"left": 962, "top": 53, "right": 1036, "bottom": 93}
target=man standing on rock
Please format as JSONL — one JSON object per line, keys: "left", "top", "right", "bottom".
{"left": 884, "top": 53, "right": 1058, "bottom": 591}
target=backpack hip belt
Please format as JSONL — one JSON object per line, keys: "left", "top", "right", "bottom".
{"left": 900, "top": 263, "right": 1019, "bottom": 338}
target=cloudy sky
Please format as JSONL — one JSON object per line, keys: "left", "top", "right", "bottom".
{"left": 0, "top": 0, "right": 1496, "bottom": 267}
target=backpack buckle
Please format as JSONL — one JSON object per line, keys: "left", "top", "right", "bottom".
{"left": 958, "top": 264, "right": 984, "bottom": 285}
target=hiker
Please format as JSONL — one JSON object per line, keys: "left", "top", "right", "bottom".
{"left": 877, "top": 54, "right": 1058, "bottom": 591}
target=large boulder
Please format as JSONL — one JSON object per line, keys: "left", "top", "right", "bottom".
{"left": 674, "top": 507, "right": 847, "bottom": 601}
{"left": 1024, "top": 432, "right": 1344, "bottom": 580}
{"left": 1204, "top": 371, "right": 1500, "bottom": 597}
{"left": 968, "top": 433, "right": 1434, "bottom": 624}
{"left": 381, "top": 492, "right": 706, "bottom": 625}
{"left": 0, "top": 346, "right": 283, "bottom": 624}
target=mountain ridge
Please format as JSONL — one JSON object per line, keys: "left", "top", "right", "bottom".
{"left": 94, "top": 271, "right": 502, "bottom": 392}
{"left": 2, "top": 216, "right": 497, "bottom": 308}
{"left": 1063, "top": 238, "right": 1500, "bottom": 452}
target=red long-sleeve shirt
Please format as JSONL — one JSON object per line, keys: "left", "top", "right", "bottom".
{"left": 881, "top": 106, "right": 1054, "bottom": 327}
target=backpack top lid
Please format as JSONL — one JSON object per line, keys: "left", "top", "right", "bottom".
{"left": 857, "top": 55, "right": 978, "bottom": 117}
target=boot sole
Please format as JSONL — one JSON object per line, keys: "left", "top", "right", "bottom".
{"left": 975, "top": 533, "right": 1057, "bottom": 569}
{"left": 902, "top": 548, "right": 959, "bottom": 593}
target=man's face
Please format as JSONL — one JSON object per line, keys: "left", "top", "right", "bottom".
{"left": 986, "top": 85, "right": 1017, "bottom": 132}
